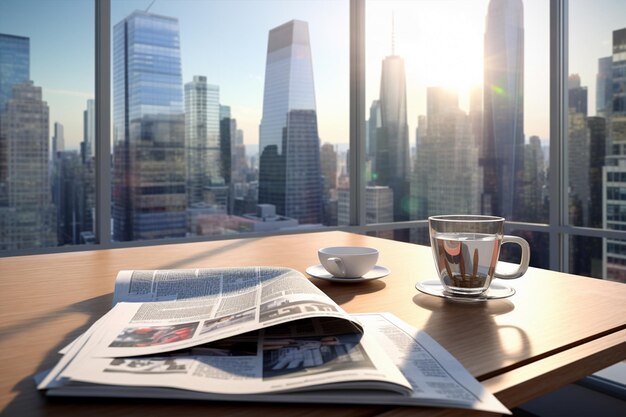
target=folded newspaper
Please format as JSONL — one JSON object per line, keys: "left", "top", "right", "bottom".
{"left": 38, "top": 267, "right": 509, "bottom": 414}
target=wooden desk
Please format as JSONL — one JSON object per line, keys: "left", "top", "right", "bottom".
{"left": 1, "top": 231, "right": 625, "bottom": 416}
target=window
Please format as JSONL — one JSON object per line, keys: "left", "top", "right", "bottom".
{"left": 0, "top": 0, "right": 95, "bottom": 251}
{"left": 569, "top": 0, "right": 626, "bottom": 282}
{"left": 365, "top": 0, "right": 550, "bottom": 269}
{"left": 110, "top": 0, "right": 348, "bottom": 242}
{"left": 0, "top": 0, "right": 624, "bottom": 285}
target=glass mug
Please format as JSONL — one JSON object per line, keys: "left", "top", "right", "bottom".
{"left": 428, "top": 215, "right": 530, "bottom": 296}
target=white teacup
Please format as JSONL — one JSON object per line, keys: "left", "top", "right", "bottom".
{"left": 318, "top": 247, "right": 379, "bottom": 278}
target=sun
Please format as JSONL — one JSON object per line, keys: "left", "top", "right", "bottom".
{"left": 367, "top": 0, "right": 488, "bottom": 113}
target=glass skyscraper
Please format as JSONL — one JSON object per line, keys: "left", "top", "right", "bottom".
{"left": 373, "top": 53, "right": 410, "bottom": 227}
{"left": 0, "top": 33, "right": 29, "bottom": 113}
{"left": 258, "top": 20, "right": 322, "bottom": 225}
{"left": 0, "top": 82, "right": 56, "bottom": 250}
{"left": 482, "top": 0, "right": 525, "bottom": 220}
{"left": 112, "top": 11, "right": 186, "bottom": 241}
{"left": 185, "top": 76, "right": 222, "bottom": 206}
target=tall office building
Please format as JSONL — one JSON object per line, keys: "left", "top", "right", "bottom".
{"left": 52, "top": 121, "right": 65, "bottom": 242}
{"left": 413, "top": 88, "right": 480, "bottom": 220}
{"left": 568, "top": 77, "right": 590, "bottom": 226}
{"left": 320, "top": 142, "right": 337, "bottom": 226}
{"left": 587, "top": 117, "right": 606, "bottom": 277}
{"left": 604, "top": 28, "right": 626, "bottom": 282}
{"left": 112, "top": 11, "right": 186, "bottom": 241}
{"left": 518, "top": 136, "right": 546, "bottom": 224}
{"left": 0, "top": 82, "right": 56, "bottom": 250}
{"left": 0, "top": 33, "right": 29, "bottom": 113}
{"left": 367, "top": 100, "right": 381, "bottom": 162}
{"left": 82, "top": 99, "right": 95, "bottom": 162}
{"left": 258, "top": 20, "right": 322, "bottom": 225}
{"left": 612, "top": 29, "right": 626, "bottom": 116}
{"left": 52, "top": 122, "right": 64, "bottom": 158}
{"left": 603, "top": 155, "right": 626, "bottom": 283}
{"left": 568, "top": 74, "right": 588, "bottom": 116}
{"left": 481, "top": 0, "right": 525, "bottom": 220}
{"left": 184, "top": 76, "right": 222, "bottom": 206}
{"left": 596, "top": 57, "right": 612, "bottom": 117}
{"left": 373, "top": 52, "right": 410, "bottom": 225}
{"left": 231, "top": 127, "right": 247, "bottom": 185}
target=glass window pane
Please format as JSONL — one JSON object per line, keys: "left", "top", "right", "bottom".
{"left": 569, "top": 1, "right": 626, "bottom": 230}
{"left": 0, "top": 0, "right": 95, "bottom": 251}
{"left": 111, "top": 0, "right": 348, "bottom": 242}
{"left": 366, "top": 0, "right": 549, "bottom": 236}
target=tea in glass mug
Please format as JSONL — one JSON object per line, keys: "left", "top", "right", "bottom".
{"left": 428, "top": 215, "right": 530, "bottom": 296}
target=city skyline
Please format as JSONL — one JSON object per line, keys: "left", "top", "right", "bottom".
{"left": 1, "top": 0, "right": 624, "bottom": 151}
{"left": 0, "top": 1, "right": 625, "bottom": 281}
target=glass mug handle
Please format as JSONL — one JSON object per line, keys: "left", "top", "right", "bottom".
{"left": 494, "top": 236, "right": 530, "bottom": 280}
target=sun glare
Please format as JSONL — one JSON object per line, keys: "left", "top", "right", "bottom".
{"left": 367, "top": 0, "right": 488, "bottom": 114}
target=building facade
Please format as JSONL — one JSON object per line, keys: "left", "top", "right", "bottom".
{"left": 0, "top": 33, "right": 29, "bottom": 113}
{"left": 184, "top": 76, "right": 222, "bottom": 207}
{"left": 0, "top": 82, "right": 56, "bottom": 250}
{"left": 258, "top": 20, "right": 322, "bottom": 225}
{"left": 373, "top": 54, "right": 410, "bottom": 224}
{"left": 112, "top": 11, "right": 186, "bottom": 241}
{"left": 481, "top": 0, "right": 525, "bottom": 220}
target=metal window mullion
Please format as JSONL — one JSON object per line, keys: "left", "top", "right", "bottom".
{"left": 95, "top": 0, "right": 112, "bottom": 246}
{"left": 350, "top": 0, "right": 366, "bottom": 227}
{"left": 549, "top": 0, "right": 568, "bottom": 272}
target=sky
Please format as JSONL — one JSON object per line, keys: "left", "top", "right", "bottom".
{"left": 0, "top": 0, "right": 624, "bottom": 151}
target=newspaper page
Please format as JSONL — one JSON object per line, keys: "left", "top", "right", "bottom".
{"left": 97, "top": 267, "right": 362, "bottom": 357}
{"left": 45, "top": 314, "right": 412, "bottom": 396}
{"left": 39, "top": 313, "right": 509, "bottom": 414}
{"left": 352, "top": 313, "right": 510, "bottom": 414}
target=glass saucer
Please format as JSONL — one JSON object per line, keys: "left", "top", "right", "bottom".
{"left": 415, "top": 279, "right": 515, "bottom": 302}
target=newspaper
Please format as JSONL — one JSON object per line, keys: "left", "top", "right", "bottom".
{"left": 38, "top": 267, "right": 509, "bottom": 414}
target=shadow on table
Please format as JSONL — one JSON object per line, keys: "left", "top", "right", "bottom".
{"left": 312, "top": 279, "right": 386, "bottom": 305}
{"left": 412, "top": 294, "right": 532, "bottom": 379}
{"left": 2, "top": 293, "right": 114, "bottom": 416}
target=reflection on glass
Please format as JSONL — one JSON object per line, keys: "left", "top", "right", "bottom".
{"left": 0, "top": 1, "right": 95, "bottom": 251}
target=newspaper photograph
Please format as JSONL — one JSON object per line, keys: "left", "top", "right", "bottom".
{"left": 53, "top": 319, "right": 412, "bottom": 396}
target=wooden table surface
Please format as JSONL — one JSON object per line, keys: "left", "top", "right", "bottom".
{"left": 1, "top": 231, "right": 625, "bottom": 417}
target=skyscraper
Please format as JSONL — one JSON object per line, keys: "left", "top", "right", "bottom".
{"left": 596, "top": 57, "right": 612, "bottom": 117}
{"left": 0, "top": 82, "right": 56, "bottom": 250}
{"left": 612, "top": 29, "right": 626, "bottom": 116}
{"left": 568, "top": 74, "right": 588, "bottom": 116}
{"left": 568, "top": 77, "right": 590, "bottom": 226}
{"left": 367, "top": 100, "right": 381, "bottom": 161}
{"left": 112, "top": 11, "right": 186, "bottom": 241}
{"left": 373, "top": 52, "right": 410, "bottom": 225}
{"left": 481, "top": 0, "right": 525, "bottom": 220}
{"left": 320, "top": 142, "right": 337, "bottom": 226}
{"left": 52, "top": 121, "right": 64, "bottom": 158}
{"left": 604, "top": 28, "right": 626, "bottom": 282}
{"left": 0, "top": 33, "right": 29, "bottom": 113}
{"left": 82, "top": 99, "right": 95, "bottom": 162}
{"left": 413, "top": 88, "right": 480, "bottom": 220}
{"left": 185, "top": 76, "right": 222, "bottom": 206}
{"left": 258, "top": 20, "right": 322, "bottom": 225}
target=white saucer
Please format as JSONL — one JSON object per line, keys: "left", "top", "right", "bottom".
{"left": 305, "top": 264, "right": 390, "bottom": 283}
{"left": 415, "top": 279, "right": 515, "bottom": 302}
